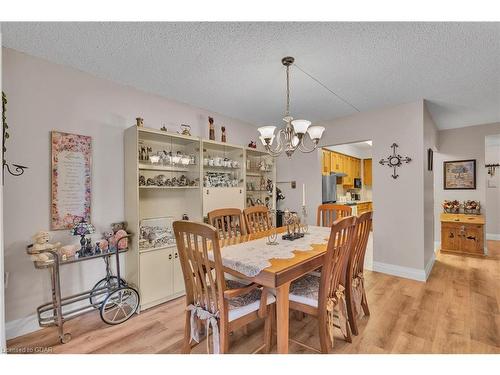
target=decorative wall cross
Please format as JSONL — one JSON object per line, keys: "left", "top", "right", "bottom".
{"left": 379, "top": 143, "right": 411, "bottom": 179}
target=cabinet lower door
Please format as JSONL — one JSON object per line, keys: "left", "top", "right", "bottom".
{"left": 173, "top": 251, "right": 185, "bottom": 294}
{"left": 441, "top": 224, "right": 460, "bottom": 251}
{"left": 139, "top": 248, "right": 174, "bottom": 309}
{"left": 460, "top": 225, "right": 484, "bottom": 254}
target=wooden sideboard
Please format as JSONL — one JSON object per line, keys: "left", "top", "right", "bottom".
{"left": 440, "top": 213, "right": 485, "bottom": 256}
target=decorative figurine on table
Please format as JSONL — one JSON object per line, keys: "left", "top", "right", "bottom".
{"left": 221, "top": 126, "right": 227, "bottom": 143}
{"left": 136, "top": 117, "right": 144, "bottom": 127}
{"left": 30, "top": 231, "right": 62, "bottom": 263}
{"left": 181, "top": 124, "right": 191, "bottom": 136}
{"left": 71, "top": 220, "right": 96, "bottom": 258}
{"left": 208, "top": 116, "right": 215, "bottom": 140}
{"left": 282, "top": 209, "right": 304, "bottom": 241}
{"left": 248, "top": 141, "right": 257, "bottom": 148}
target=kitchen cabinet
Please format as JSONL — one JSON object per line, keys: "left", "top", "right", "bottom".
{"left": 440, "top": 214, "right": 485, "bottom": 256}
{"left": 322, "top": 149, "right": 331, "bottom": 175}
{"left": 357, "top": 201, "right": 372, "bottom": 215}
{"left": 363, "top": 159, "right": 372, "bottom": 186}
{"left": 331, "top": 152, "right": 342, "bottom": 174}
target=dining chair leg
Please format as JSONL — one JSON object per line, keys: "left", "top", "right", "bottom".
{"left": 263, "top": 304, "right": 275, "bottom": 353}
{"left": 345, "top": 284, "right": 359, "bottom": 336}
{"left": 361, "top": 287, "right": 370, "bottom": 316}
{"left": 220, "top": 324, "right": 230, "bottom": 354}
{"left": 318, "top": 314, "right": 330, "bottom": 354}
{"left": 182, "top": 310, "right": 192, "bottom": 354}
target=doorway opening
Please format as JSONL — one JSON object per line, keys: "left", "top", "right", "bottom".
{"left": 320, "top": 140, "right": 373, "bottom": 270}
{"left": 485, "top": 134, "right": 500, "bottom": 258}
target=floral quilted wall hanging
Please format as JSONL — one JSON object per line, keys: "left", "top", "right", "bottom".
{"left": 51, "top": 131, "right": 92, "bottom": 230}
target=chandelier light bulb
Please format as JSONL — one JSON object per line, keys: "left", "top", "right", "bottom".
{"left": 291, "top": 119, "right": 311, "bottom": 135}
{"left": 307, "top": 125, "right": 325, "bottom": 141}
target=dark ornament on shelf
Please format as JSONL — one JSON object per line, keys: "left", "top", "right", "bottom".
{"left": 2, "top": 91, "right": 28, "bottom": 182}
{"left": 248, "top": 141, "right": 257, "bottom": 148}
{"left": 379, "top": 143, "right": 411, "bottom": 179}
{"left": 208, "top": 116, "right": 215, "bottom": 141}
{"left": 221, "top": 126, "right": 227, "bottom": 143}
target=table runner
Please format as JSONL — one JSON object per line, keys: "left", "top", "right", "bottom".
{"left": 211, "top": 225, "right": 331, "bottom": 277}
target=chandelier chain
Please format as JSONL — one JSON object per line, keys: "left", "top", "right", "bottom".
{"left": 285, "top": 65, "right": 290, "bottom": 117}
{"left": 294, "top": 64, "right": 361, "bottom": 113}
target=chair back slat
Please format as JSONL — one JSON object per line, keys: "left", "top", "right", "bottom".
{"left": 318, "top": 216, "right": 357, "bottom": 309}
{"left": 317, "top": 204, "right": 352, "bottom": 227}
{"left": 350, "top": 211, "right": 373, "bottom": 278}
{"left": 243, "top": 206, "right": 272, "bottom": 234}
{"left": 208, "top": 208, "right": 246, "bottom": 239}
{"left": 173, "top": 221, "right": 226, "bottom": 314}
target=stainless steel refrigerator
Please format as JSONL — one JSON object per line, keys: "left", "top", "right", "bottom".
{"left": 322, "top": 173, "right": 339, "bottom": 203}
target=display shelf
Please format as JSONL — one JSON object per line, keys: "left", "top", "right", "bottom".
{"left": 139, "top": 186, "right": 199, "bottom": 190}
{"left": 138, "top": 164, "right": 191, "bottom": 172}
{"left": 244, "top": 148, "right": 276, "bottom": 211}
{"left": 125, "top": 125, "right": 202, "bottom": 312}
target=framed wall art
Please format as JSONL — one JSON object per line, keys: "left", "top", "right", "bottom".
{"left": 443, "top": 159, "right": 476, "bottom": 190}
{"left": 51, "top": 131, "right": 92, "bottom": 230}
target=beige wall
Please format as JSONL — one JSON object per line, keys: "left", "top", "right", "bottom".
{"left": 423, "top": 103, "right": 438, "bottom": 271}
{"left": 277, "top": 100, "right": 433, "bottom": 280}
{"left": 2, "top": 47, "right": 259, "bottom": 338}
{"left": 485, "top": 139, "right": 500, "bottom": 237}
{"left": 434, "top": 122, "right": 500, "bottom": 243}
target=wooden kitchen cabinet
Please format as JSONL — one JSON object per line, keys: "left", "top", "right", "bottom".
{"left": 363, "top": 159, "right": 372, "bottom": 186}
{"left": 440, "top": 213, "right": 485, "bottom": 256}
{"left": 322, "top": 149, "right": 331, "bottom": 175}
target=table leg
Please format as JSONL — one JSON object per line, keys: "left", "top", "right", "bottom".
{"left": 275, "top": 282, "right": 291, "bottom": 354}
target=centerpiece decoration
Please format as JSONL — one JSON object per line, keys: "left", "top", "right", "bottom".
{"left": 282, "top": 209, "right": 305, "bottom": 241}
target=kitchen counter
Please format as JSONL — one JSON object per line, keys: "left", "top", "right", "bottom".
{"left": 335, "top": 200, "right": 372, "bottom": 205}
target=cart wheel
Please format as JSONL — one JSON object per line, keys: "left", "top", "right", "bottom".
{"left": 89, "top": 276, "right": 126, "bottom": 307}
{"left": 60, "top": 333, "right": 72, "bottom": 344}
{"left": 100, "top": 286, "right": 139, "bottom": 325}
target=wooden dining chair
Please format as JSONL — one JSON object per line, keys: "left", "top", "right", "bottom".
{"left": 316, "top": 204, "right": 352, "bottom": 227}
{"left": 243, "top": 206, "right": 272, "bottom": 234}
{"left": 173, "top": 220, "right": 275, "bottom": 354}
{"left": 345, "top": 211, "right": 372, "bottom": 336}
{"left": 208, "top": 208, "right": 246, "bottom": 239}
{"left": 288, "top": 216, "right": 357, "bottom": 353}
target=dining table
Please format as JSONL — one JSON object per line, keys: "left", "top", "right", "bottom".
{"left": 217, "top": 225, "right": 331, "bottom": 354}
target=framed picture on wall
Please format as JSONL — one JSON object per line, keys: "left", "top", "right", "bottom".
{"left": 443, "top": 159, "right": 476, "bottom": 190}
{"left": 51, "top": 131, "right": 92, "bottom": 230}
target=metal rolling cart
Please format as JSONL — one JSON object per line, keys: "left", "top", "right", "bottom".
{"left": 27, "top": 234, "right": 140, "bottom": 344}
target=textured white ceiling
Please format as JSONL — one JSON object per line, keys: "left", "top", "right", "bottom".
{"left": 1, "top": 22, "right": 499, "bottom": 130}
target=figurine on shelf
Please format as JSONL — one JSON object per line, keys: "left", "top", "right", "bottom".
{"left": 182, "top": 213, "right": 189, "bottom": 220}
{"left": 30, "top": 231, "right": 61, "bottom": 263}
{"left": 136, "top": 117, "right": 144, "bottom": 127}
{"left": 221, "top": 126, "right": 227, "bottom": 143}
{"left": 181, "top": 124, "right": 191, "bottom": 136}
{"left": 160, "top": 124, "right": 168, "bottom": 132}
{"left": 111, "top": 222, "right": 128, "bottom": 234}
{"left": 115, "top": 229, "right": 129, "bottom": 250}
{"left": 97, "top": 239, "right": 109, "bottom": 253}
{"left": 59, "top": 244, "right": 78, "bottom": 261}
{"left": 248, "top": 141, "right": 257, "bottom": 149}
{"left": 139, "top": 175, "right": 146, "bottom": 186}
{"left": 208, "top": 116, "right": 215, "bottom": 140}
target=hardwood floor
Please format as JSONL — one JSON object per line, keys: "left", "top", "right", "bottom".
{"left": 7, "top": 245, "right": 500, "bottom": 354}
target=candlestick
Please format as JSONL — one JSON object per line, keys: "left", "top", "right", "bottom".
{"left": 302, "top": 183, "right": 306, "bottom": 206}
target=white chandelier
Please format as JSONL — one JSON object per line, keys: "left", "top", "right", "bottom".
{"left": 258, "top": 56, "right": 325, "bottom": 157}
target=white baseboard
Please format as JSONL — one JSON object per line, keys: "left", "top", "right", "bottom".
{"left": 486, "top": 233, "right": 500, "bottom": 241}
{"left": 372, "top": 261, "right": 426, "bottom": 282}
{"left": 424, "top": 252, "right": 436, "bottom": 280}
{"left": 434, "top": 241, "right": 441, "bottom": 253}
{"left": 5, "top": 314, "right": 40, "bottom": 340}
